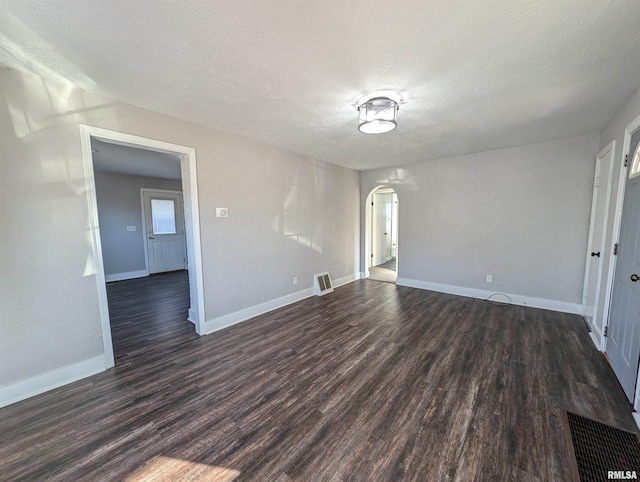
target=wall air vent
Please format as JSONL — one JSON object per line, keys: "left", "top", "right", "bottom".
{"left": 314, "top": 272, "right": 334, "bottom": 296}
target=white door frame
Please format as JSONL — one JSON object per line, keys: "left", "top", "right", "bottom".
{"left": 599, "top": 113, "right": 640, "bottom": 422}
{"left": 140, "top": 188, "right": 187, "bottom": 275}
{"left": 582, "top": 140, "right": 615, "bottom": 347}
{"left": 364, "top": 186, "right": 399, "bottom": 279}
{"left": 80, "top": 125, "right": 206, "bottom": 369}
{"left": 624, "top": 117, "right": 640, "bottom": 416}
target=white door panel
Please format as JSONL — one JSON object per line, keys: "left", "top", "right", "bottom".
{"left": 169, "top": 241, "right": 180, "bottom": 260}
{"left": 152, "top": 241, "right": 164, "bottom": 262}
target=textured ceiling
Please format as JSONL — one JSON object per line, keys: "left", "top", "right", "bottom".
{"left": 2, "top": 1, "right": 640, "bottom": 170}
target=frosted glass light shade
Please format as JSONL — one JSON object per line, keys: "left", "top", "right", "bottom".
{"left": 358, "top": 97, "right": 398, "bottom": 134}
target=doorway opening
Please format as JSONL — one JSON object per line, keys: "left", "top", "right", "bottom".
{"left": 80, "top": 125, "right": 205, "bottom": 369}
{"left": 365, "top": 186, "right": 399, "bottom": 283}
{"left": 93, "top": 143, "right": 192, "bottom": 363}
{"left": 582, "top": 140, "right": 616, "bottom": 347}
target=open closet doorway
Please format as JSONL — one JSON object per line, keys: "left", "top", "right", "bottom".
{"left": 80, "top": 125, "right": 205, "bottom": 369}
{"left": 366, "top": 187, "right": 399, "bottom": 283}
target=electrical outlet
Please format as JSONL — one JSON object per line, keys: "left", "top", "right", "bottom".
{"left": 216, "top": 208, "right": 229, "bottom": 218}
{"left": 293, "top": 276, "right": 297, "bottom": 285}
{"left": 486, "top": 274, "right": 493, "bottom": 283}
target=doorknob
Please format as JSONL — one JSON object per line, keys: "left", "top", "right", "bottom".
{"left": 591, "top": 251, "right": 601, "bottom": 257}
{"left": 148, "top": 236, "right": 155, "bottom": 240}
{"left": 631, "top": 274, "right": 640, "bottom": 282}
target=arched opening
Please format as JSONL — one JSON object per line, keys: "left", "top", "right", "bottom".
{"left": 365, "top": 186, "right": 399, "bottom": 283}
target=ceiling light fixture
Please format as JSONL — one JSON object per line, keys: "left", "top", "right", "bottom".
{"left": 358, "top": 97, "right": 399, "bottom": 134}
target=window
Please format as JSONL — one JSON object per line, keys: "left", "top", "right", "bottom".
{"left": 151, "top": 199, "right": 177, "bottom": 234}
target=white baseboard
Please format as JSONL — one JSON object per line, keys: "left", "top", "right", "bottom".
{"left": 204, "top": 288, "right": 314, "bottom": 334}
{"left": 204, "top": 273, "right": 359, "bottom": 335}
{"left": 589, "top": 331, "right": 602, "bottom": 351}
{"left": 105, "top": 269, "right": 148, "bottom": 283}
{"left": 187, "top": 308, "right": 196, "bottom": 325}
{"left": 0, "top": 355, "right": 106, "bottom": 409}
{"left": 333, "top": 273, "right": 360, "bottom": 287}
{"left": 395, "top": 278, "right": 582, "bottom": 315}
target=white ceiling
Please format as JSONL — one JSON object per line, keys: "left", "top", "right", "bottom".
{"left": 91, "top": 140, "right": 182, "bottom": 180}
{"left": 2, "top": 1, "right": 640, "bottom": 171}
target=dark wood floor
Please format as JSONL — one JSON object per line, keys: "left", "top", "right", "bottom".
{"left": 106, "top": 270, "right": 196, "bottom": 365}
{"left": 0, "top": 275, "right": 636, "bottom": 481}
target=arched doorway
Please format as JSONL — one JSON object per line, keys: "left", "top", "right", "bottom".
{"left": 365, "top": 186, "right": 398, "bottom": 283}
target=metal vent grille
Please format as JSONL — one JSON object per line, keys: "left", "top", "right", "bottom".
{"left": 564, "top": 410, "right": 640, "bottom": 482}
{"left": 314, "top": 272, "right": 333, "bottom": 296}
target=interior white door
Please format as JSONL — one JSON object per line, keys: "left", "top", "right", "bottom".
{"left": 143, "top": 190, "right": 186, "bottom": 274}
{"left": 582, "top": 143, "right": 615, "bottom": 335}
{"left": 372, "top": 192, "right": 392, "bottom": 266}
{"left": 607, "top": 129, "right": 640, "bottom": 402}
{"left": 384, "top": 199, "right": 392, "bottom": 262}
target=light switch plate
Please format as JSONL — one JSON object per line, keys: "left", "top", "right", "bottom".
{"left": 126, "top": 226, "right": 137, "bottom": 232}
{"left": 216, "top": 208, "right": 229, "bottom": 218}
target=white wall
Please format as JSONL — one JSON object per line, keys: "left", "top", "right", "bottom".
{"left": 361, "top": 134, "right": 600, "bottom": 312}
{"left": 0, "top": 66, "right": 359, "bottom": 402}
{"left": 590, "top": 84, "right": 640, "bottom": 348}
{"left": 95, "top": 171, "right": 182, "bottom": 277}
{"left": 0, "top": 71, "right": 105, "bottom": 393}
{"left": 198, "top": 147, "right": 359, "bottom": 324}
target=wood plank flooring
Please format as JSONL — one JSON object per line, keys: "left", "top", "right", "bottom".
{"left": 0, "top": 276, "right": 636, "bottom": 481}
{"left": 106, "top": 270, "right": 196, "bottom": 365}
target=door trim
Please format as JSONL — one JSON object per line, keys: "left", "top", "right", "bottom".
{"left": 80, "top": 125, "right": 207, "bottom": 370}
{"left": 140, "top": 188, "right": 186, "bottom": 276}
{"left": 364, "top": 186, "right": 399, "bottom": 279}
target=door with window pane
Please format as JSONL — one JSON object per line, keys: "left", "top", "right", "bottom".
{"left": 607, "top": 128, "right": 640, "bottom": 401}
{"left": 142, "top": 190, "right": 186, "bottom": 274}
